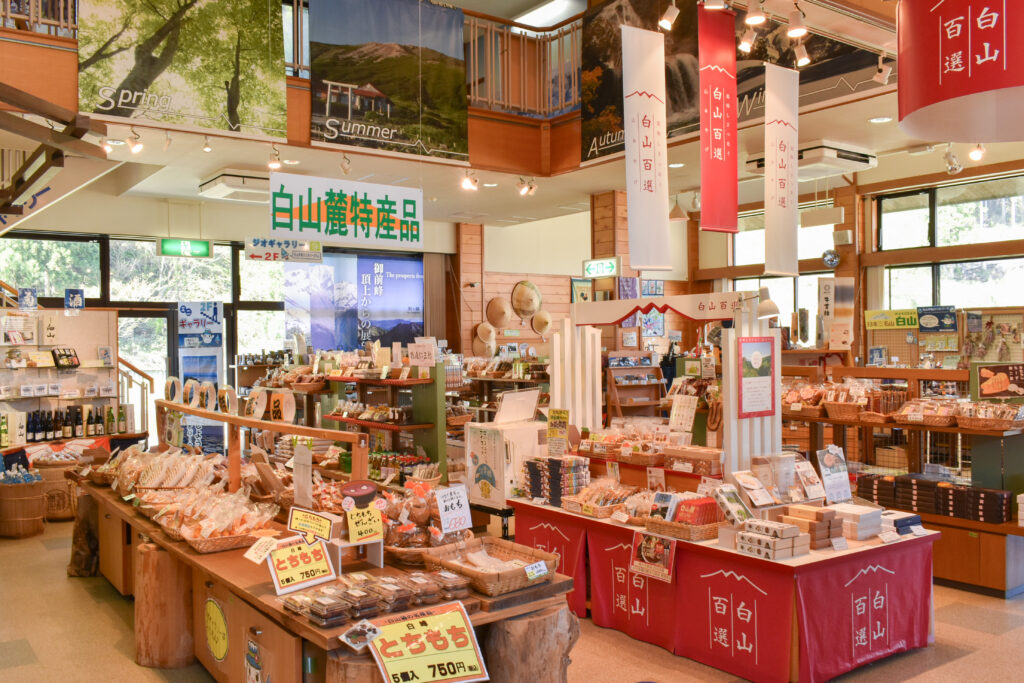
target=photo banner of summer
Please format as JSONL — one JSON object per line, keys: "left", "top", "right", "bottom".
{"left": 309, "top": 0, "right": 468, "bottom": 159}
{"left": 269, "top": 172, "right": 424, "bottom": 250}
{"left": 77, "top": 0, "right": 286, "bottom": 137}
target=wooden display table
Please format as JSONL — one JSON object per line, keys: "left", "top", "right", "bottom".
{"left": 510, "top": 498, "right": 937, "bottom": 683}
{"left": 79, "top": 480, "right": 577, "bottom": 682}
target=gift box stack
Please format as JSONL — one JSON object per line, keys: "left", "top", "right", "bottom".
{"left": 856, "top": 474, "right": 896, "bottom": 508}
{"left": 966, "top": 487, "right": 1012, "bottom": 523}
{"left": 781, "top": 504, "right": 841, "bottom": 549}
{"left": 880, "top": 509, "right": 922, "bottom": 535}
{"left": 934, "top": 483, "right": 967, "bottom": 519}
{"left": 736, "top": 518, "right": 810, "bottom": 560}
{"left": 525, "top": 456, "right": 590, "bottom": 507}
{"left": 894, "top": 474, "right": 938, "bottom": 514}
{"left": 831, "top": 503, "right": 883, "bottom": 540}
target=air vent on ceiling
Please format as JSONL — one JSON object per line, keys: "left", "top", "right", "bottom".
{"left": 746, "top": 140, "right": 877, "bottom": 180}
{"left": 198, "top": 169, "right": 270, "bottom": 202}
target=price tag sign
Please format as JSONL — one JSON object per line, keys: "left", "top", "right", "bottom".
{"left": 436, "top": 485, "right": 471, "bottom": 534}
{"left": 672, "top": 461, "right": 694, "bottom": 473}
{"left": 830, "top": 537, "right": 849, "bottom": 551}
{"left": 266, "top": 536, "right": 336, "bottom": 595}
{"left": 524, "top": 560, "right": 548, "bottom": 581}
{"left": 408, "top": 343, "right": 436, "bottom": 368}
{"left": 243, "top": 536, "right": 279, "bottom": 564}
{"left": 369, "top": 602, "right": 488, "bottom": 683}
{"left": 531, "top": 497, "right": 546, "bottom": 506}
{"left": 347, "top": 506, "right": 385, "bottom": 543}
{"left": 879, "top": 530, "right": 901, "bottom": 544}
{"left": 910, "top": 525, "right": 928, "bottom": 537}
{"left": 610, "top": 510, "right": 630, "bottom": 524}
{"left": 287, "top": 507, "right": 340, "bottom": 545}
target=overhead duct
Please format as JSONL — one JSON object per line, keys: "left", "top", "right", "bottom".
{"left": 746, "top": 140, "right": 877, "bottom": 181}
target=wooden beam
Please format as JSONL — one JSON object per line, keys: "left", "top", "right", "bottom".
{"left": 694, "top": 257, "right": 829, "bottom": 281}
{"left": 0, "top": 111, "right": 107, "bottom": 159}
{"left": 860, "top": 239, "right": 1024, "bottom": 268}
{"left": 857, "top": 159, "right": 1024, "bottom": 197}
{"left": 0, "top": 81, "right": 78, "bottom": 124}
{"left": 0, "top": 148, "right": 64, "bottom": 211}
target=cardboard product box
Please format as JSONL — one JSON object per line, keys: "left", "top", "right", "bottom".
{"left": 744, "top": 518, "right": 800, "bottom": 538}
{"left": 737, "top": 531, "right": 795, "bottom": 550}
{"left": 785, "top": 504, "right": 836, "bottom": 522}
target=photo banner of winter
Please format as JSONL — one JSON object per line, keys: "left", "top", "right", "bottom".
{"left": 309, "top": 0, "right": 468, "bottom": 159}
{"left": 581, "top": 0, "right": 892, "bottom": 161}
{"left": 77, "top": 0, "right": 287, "bottom": 137}
{"left": 285, "top": 253, "right": 424, "bottom": 351}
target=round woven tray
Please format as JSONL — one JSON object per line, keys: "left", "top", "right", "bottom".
{"left": 185, "top": 532, "right": 261, "bottom": 554}
{"left": 956, "top": 415, "right": 1016, "bottom": 431}
{"left": 894, "top": 414, "right": 956, "bottom": 427}
{"left": 290, "top": 381, "right": 327, "bottom": 393}
{"left": 859, "top": 411, "right": 894, "bottom": 424}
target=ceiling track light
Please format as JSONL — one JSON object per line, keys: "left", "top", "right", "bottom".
{"left": 340, "top": 154, "right": 352, "bottom": 175}
{"left": 794, "top": 41, "right": 810, "bottom": 67}
{"left": 739, "top": 28, "right": 757, "bottom": 53}
{"left": 659, "top": 1, "right": 679, "bottom": 30}
{"left": 787, "top": 3, "right": 807, "bottom": 38}
{"left": 128, "top": 127, "right": 143, "bottom": 154}
{"left": 873, "top": 54, "right": 893, "bottom": 85}
{"left": 969, "top": 143, "right": 986, "bottom": 162}
{"left": 100, "top": 137, "right": 113, "bottom": 154}
{"left": 461, "top": 169, "right": 479, "bottom": 191}
{"left": 162, "top": 131, "right": 172, "bottom": 152}
{"left": 202, "top": 135, "right": 212, "bottom": 153}
{"left": 745, "top": 1, "right": 766, "bottom": 25}
{"left": 268, "top": 143, "right": 282, "bottom": 170}
{"left": 944, "top": 143, "right": 963, "bottom": 175}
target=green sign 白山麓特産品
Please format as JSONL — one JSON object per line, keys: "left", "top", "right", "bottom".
{"left": 157, "top": 238, "right": 212, "bottom": 258}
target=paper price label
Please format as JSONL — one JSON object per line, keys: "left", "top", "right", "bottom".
{"left": 879, "top": 530, "right": 901, "bottom": 544}
{"left": 672, "top": 461, "right": 694, "bottom": 473}
{"left": 524, "top": 560, "right": 548, "bottom": 581}
{"left": 789, "top": 402, "right": 802, "bottom": 411}
{"left": 531, "top": 497, "right": 546, "bottom": 506}
{"left": 369, "top": 602, "right": 487, "bottom": 683}
{"left": 436, "top": 485, "right": 472, "bottom": 534}
{"left": 611, "top": 510, "right": 630, "bottom": 524}
{"left": 288, "top": 507, "right": 337, "bottom": 545}
{"left": 581, "top": 504, "right": 595, "bottom": 516}
{"left": 830, "top": 537, "right": 849, "bottom": 551}
{"left": 266, "top": 537, "right": 336, "bottom": 595}
{"left": 347, "top": 506, "right": 384, "bottom": 543}
{"left": 243, "top": 536, "right": 279, "bottom": 564}
{"left": 910, "top": 525, "right": 928, "bottom": 537}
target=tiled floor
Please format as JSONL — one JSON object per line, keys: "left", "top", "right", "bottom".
{"left": 5, "top": 521, "right": 1024, "bottom": 682}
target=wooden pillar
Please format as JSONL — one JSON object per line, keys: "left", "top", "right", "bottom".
{"left": 134, "top": 543, "right": 194, "bottom": 668}
{"left": 483, "top": 604, "right": 580, "bottom": 683}
{"left": 227, "top": 424, "right": 241, "bottom": 493}
{"left": 832, "top": 184, "right": 860, "bottom": 363}
{"left": 452, "top": 223, "right": 485, "bottom": 354}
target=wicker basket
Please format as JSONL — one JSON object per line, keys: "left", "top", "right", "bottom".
{"left": 956, "top": 415, "right": 1016, "bottom": 431}
{"left": 894, "top": 414, "right": 956, "bottom": 427}
{"left": 859, "top": 411, "right": 894, "bottom": 424}
{"left": 89, "top": 470, "right": 117, "bottom": 486}
{"left": 446, "top": 414, "right": 473, "bottom": 428}
{"left": 562, "top": 496, "right": 626, "bottom": 518}
{"left": 160, "top": 524, "right": 184, "bottom": 542}
{"left": 644, "top": 517, "right": 723, "bottom": 541}
{"left": 783, "top": 404, "right": 825, "bottom": 418}
{"left": 36, "top": 463, "right": 77, "bottom": 521}
{"left": 823, "top": 402, "right": 863, "bottom": 420}
{"left": 421, "top": 537, "right": 559, "bottom": 596}
{"left": 291, "top": 381, "right": 327, "bottom": 393}
{"left": 403, "top": 475, "right": 442, "bottom": 489}
{"left": 617, "top": 450, "right": 665, "bottom": 467}
{"left": 0, "top": 481, "right": 45, "bottom": 538}
{"left": 384, "top": 539, "right": 463, "bottom": 567}
{"left": 185, "top": 532, "right": 261, "bottom": 554}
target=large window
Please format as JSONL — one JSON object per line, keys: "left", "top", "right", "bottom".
{"left": 882, "top": 257, "right": 1024, "bottom": 309}
{"left": 733, "top": 205, "right": 838, "bottom": 267}
{"left": 733, "top": 274, "right": 826, "bottom": 329}
{"left": 0, "top": 236, "right": 101, "bottom": 298}
{"left": 879, "top": 192, "right": 930, "bottom": 250}
{"left": 884, "top": 266, "right": 934, "bottom": 309}
{"left": 110, "top": 240, "right": 232, "bottom": 302}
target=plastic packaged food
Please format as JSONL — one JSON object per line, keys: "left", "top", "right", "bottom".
{"left": 432, "top": 570, "right": 471, "bottom": 599}
{"left": 309, "top": 594, "right": 352, "bottom": 618}
{"left": 342, "top": 588, "right": 379, "bottom": 610}
{"left": 282, "top": 593, "right": 314, "bottom": 615}
{"left": 405, "top": 573, "right": 442, "bottom": 605}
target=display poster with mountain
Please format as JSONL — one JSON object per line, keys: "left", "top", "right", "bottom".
{"left": 285, "top": 254, "right": 424, "bottom": 351}
{"left": 581, "top": 0, "right": 887, "bottom": 161}
{"left": 77, "top": 0, "right": 286, "bottom": 137}
{"left": 309, "top": 0, "right": 468, "bottom": 159}
{"left": 738, "top": 336, "right": 774, "bottom": 418}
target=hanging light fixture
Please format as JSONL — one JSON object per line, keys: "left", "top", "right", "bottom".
{"left": 267, "top": 143, "right": 282, "bottom": 170}
{"left": 756, "top": 287, "right": 780, "bottom": 320}
{"left": 795, "top": 42, "right": 810, "bottom": 67}
{"left": 128, "top": 128, "right": 143, "bottom": 154}
{"left": 669, "top": 194, "right": 689, "bottom": 222}
{"left": 739, "top": 28, "right": 757, "bottom": 53}
{"left": 201, "top": 136, "right": 213, "bottom": 153}
{"left": 787, "top": 2, "right": 807, "bottom": 38}
{"left": 944, "top": 143, "right": 963, "bottom": 175}
{"left": 461, "top": 170, "right": 479, "bottom": 191}
{"left": 659, "top": 1, "right": 679, "bottom": 30}
{"left": 745, "top": 1, "right": 766, "bottom": 25}
{"left": 969, "top": 143, "right": 986, "bottom": 162}
{"left": 873, "top": 54, "right": 893, "bottom": 85}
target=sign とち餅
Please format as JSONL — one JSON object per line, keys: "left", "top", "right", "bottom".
{"left": 368, "top": 602, "right": 487, "bottom": 683}
{"left": 266, "top": 536, "right": 337, "bottom": 595}
{"left": 270, "top": 172, "right": 424, "bottom": 250}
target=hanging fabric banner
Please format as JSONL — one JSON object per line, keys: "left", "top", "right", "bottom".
{"left": 698, "top": 7, "right": 738, "bottom": 233}
{"left": 621, "top": 25, "right": 671, "bottom": 271}
{"left": 763, "top": 63, "right": 800, "bottom": 277}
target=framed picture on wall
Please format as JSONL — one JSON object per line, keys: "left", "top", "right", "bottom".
{"left": 639, "top": 311, "right": 665, "bottom": 338}
{"left": 570, "top": 278, "right": 593, "bottom": 303}
{"left": 641, "top": 280, "right": 650, "bottom": 296}
{"left": 619, "top": 327, "right": 640, "bottom": 349}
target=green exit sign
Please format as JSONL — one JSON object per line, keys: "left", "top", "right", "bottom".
{"left": 157, "top": 238, "right": 212, "bottom": 258}
{"left": 583, "top": 256, "right": 619, "bottom": 278}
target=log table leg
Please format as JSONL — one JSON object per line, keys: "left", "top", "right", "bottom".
{"left": 326, "top": 650, "right": 385, "bottom": 682}
{"left": 134, "top": 543, "right": 195, "bottom": 668}
{"left": 483, "top": 605, "right": 580, "bottom": 683}
{"left": 67, "top": 492, "right": 99, "bottom": 577}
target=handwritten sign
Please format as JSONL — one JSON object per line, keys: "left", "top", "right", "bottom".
{"left": 243, "top": 536, "right": 279, "bottom": 564}
{"left": 287, "top": 507, "right": 340, "bottom": 545}
{"left": 347, "top": 506, "right": 384, "bottom": 543}
{"left": 266, "top": 536, "right": 336, "bottom": 595}
{"left": 408, "top": 343, "right": 436, "bottom": 368}
{"left": 436, "top": 485, "right": 472, "bottom": 535}
{"left": 369, "top": 602, "right": 487, "bottom": 683}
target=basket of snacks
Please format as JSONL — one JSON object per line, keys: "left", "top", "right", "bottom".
{"left": 645, "top": 517, "right": 724, "bottom": 541}
{"left": 421, "top": 537, "right": 558, "bottom": 596}
{"left": 893, "top": 399, "right": 958, "bottom": 427}
{"left": 616, "top": 448, "right": 664, "bottom": 467}
{"left": 382, "top": 485, "right": 474, "bottom": 566}
{"left": 823, "top": 401, "right": 862, "bottom": 420}
{"left": 956, "top": 402, "right": 1022, "bottom": 432}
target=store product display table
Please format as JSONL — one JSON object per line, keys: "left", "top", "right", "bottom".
{"left": 510, "top": 498, "right": 937, "bottom": 683}
{"left": 78, "top": 480, "right": 575, "bottom": 682}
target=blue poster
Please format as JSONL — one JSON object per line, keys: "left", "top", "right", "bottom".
{"left": 917, "top": 306, "right": 957, "bottom": 333}
{"left": 18, "top": 288, "right": 37, "bottom": 310}
{"left": 64, "top": 288, "right": 84, "bottom": 311}
{"left": 285, "top": 253, "right": 423, "bottom": 351}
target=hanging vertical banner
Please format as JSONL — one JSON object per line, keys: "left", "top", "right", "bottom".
{"left": 621, "top": 25, "right": 671, "bottom": 271}
{"left": 698, "top": 7, "right": 738, "bottom": 233}
{"left": 177, "top": 302, "right": 225, "bottom": 452}
{"left": 763, "top": 63, "right": 799, "bottom": 277}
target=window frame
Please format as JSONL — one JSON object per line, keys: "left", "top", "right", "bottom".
{"left": 876, "top": 188, "right": 935, "bottom": 252}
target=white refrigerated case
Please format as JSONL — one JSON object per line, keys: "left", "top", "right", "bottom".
{"left": 464, "top": 420, "right": 545, "bottom": 509}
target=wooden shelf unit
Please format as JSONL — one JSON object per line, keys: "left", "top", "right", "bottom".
{"left": 605, "top": 351, "right": 665, "bottom": 422}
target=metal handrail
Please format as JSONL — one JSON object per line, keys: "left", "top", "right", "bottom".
{"left": 1, "top": 0, "right": 582, "bottom": 118}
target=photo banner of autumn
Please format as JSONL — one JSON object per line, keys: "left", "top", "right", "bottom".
{"left": 77, "top": 0, "right": 287, "bottom": 137}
